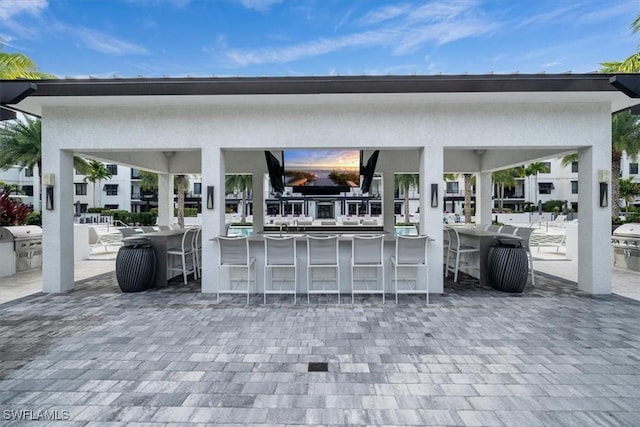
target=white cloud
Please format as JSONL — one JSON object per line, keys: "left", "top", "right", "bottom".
{"left": 74, "top": 27, "right": 148, "bottom": 55}
{"left": 0, "top": 0, "right": 47, "bottom": 21}
{"left": 222, "top": 0, "right": 499, "bottom": 66}
{"left": 359, "top": 4, "right": 412, "bottom": 25}
{"left": 238, "top": 0, "right": 283, "bottom": 12}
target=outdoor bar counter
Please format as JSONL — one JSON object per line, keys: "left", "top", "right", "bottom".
{"left": 215, "top": 229, "right": 431, "bottom": 295}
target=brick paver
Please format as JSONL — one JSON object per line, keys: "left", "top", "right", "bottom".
{"left": 0, "top": 271, "right": 639, "bottom": 425}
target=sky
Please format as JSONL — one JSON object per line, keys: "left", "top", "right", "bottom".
{"left": 0, "top": 0, "right": 639, "bottom": 78}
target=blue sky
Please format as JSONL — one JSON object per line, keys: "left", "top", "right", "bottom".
{"left": 0, "top": 0, "right": 638, "bottom": 78}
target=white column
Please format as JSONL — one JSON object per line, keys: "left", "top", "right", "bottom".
{"left": 477, "top": 172, "right": 493, "bottom": 225}
{"left": 422, "top": 146, "right": 444, "bottom": 294}
{"left": 157, "top": 173, "right": 173, "bottom": 225}
{"left": 252, "top": 171, "right": 264, "bottom": 233}
{"left": 41, "top": 149, "right": 74, "bottom": 293}
{"left": 201, "top": 147, "right": 224, "bottom": 293}
{"left": 578, "top": 145, "right": 611, "bottom": 294}
{"left": 382, "top": 172, "right": 395, "bottom": 235}
{"left": 33, "top": 163, "right": 41, "bottom": 212}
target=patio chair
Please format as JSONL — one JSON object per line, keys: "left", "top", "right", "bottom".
{"left": 157, "top": 225, "right": 171, "bottom": 231}
{"left": 499, "top": 225, "right": 517, "bottom": 235}
{"left": 167, "top": 228, "right": 198, "bottom": 285}
{"left": 514, "top": 226, "right": 536, "bottom": 286}
{"left": 485, "top": 224, "right": 502, "bottom": 232}
{"left": 192, "top": 227, "right": 202, "bottom": 278}
{"left": 390, "top": 234, "right": 429, "bottom": 304}
{"left": 351, "top": 234, "right": 385, "bottom": 304}
{"left": 88, "top": 226, "right": 109, "bottom": 252}
{"left": 445, "top": 226, "right": 480, "bottom": 283}
{"left": 306, "top": 235, "right": 340, "bottom": 304}
{"left": 263, "top": 235, "right": 297, "bottom": 304}
{"left": 215, "top": 235, "right": 256, "bottom": 304}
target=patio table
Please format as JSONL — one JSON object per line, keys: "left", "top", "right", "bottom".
{"left": 122, "top": 229, "right": 189, "bottom": 288}
{"left": 453, "top": 226, "right": 521, "bottom": 286}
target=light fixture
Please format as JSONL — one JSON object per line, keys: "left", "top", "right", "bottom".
{"left": 162, "top": 151, "right": 176, "bottom": 158}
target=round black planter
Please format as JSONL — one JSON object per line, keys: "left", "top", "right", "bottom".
{"left": 116, "top": 243, "right": 156, "bottom": 292}
{"left": 487, "top": 239, "right": 529, "bottom": 293}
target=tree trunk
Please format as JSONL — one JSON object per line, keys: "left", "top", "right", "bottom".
{"left": 176, "top": 175, "right": 185, "bottom": 227}
{"left": 404, "top": 185, "right": 410, "bottom": 225}
{"left": 464, "top": 174, "right": 472, "bottom": 223}
{"left": 241, "top": 190, "right": 247, "bottom": 224}
{"left": 612, "top": 152, "right": 622, "bottom": 218}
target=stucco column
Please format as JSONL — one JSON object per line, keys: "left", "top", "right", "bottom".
{"left": 382, "top": 171, "right": 395, "bottom": 235}
{"left": 252, "top": 170, "right": 264, "bottom": 233}
{"left": 41, "top": 149, "right": 74, "bottom": 293}
{"left": 476, "top": 171, "right": 493, "bottom": 225}
{"left": 578, "top": 145, "right": 611, "bottom": 294}
{"left": 422, "top": 147, "right": 443, "bottom": 294}
{"left": 157, "top": 173, "right": 173, "bottom": 225}
{"left": 201, "top": 146, "right": 224, "bottom": 293}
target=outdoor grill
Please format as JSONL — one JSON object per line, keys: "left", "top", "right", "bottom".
{"left": 612, "top": 223, "right": 640, "bottom": 272}
{"left": 0, "top": 225, "right": 43, "bottom": 277}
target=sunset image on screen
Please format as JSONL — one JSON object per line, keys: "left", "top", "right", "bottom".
{"left": 284, "top": 149, "right": 360, "bottom": 187}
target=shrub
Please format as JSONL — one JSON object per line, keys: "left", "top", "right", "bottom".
{"left": 542, "top": 200, "right": 565, "bottom": 213}
{"left": 25, "top": 211, "right": 41, "bottom": 226}
{"left": 0, "top": 192, "right": 31, "bottom": 226}
{"left": 87, "top": 207, "right": 108, "bottom": 213}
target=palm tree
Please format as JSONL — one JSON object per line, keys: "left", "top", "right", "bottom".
{"left": 523, "top": 162, "right": 551, "bottom": 204}
{"left": 619, "top": 177, "right": 640, "bottom": 211}
{"left": 84, "top": 161, "right": 112, "bottom": 208}
{"left": 492, "top": 168, "right": 521, "bottom": 212}
{"left": 138, "top": 170, "right": 189, "bottom": 227}
{"left": 463, "top": 173, "right": 474, "bottom": 223}
{"left": 0, "top": 50, "right": 54, "bottom": 79}
{"left": 611, "top": 111, "right": 640, "bottom": 217}
{"left": 394, "top": 173, "right": 419, "bottom": 225}
{"left": 0, "top": 117, "right": 89, "bottom": 209}
{"left": 601, "top": 15, "right": 640, "bottom": 72}
{"left": 225, "top": 174, "right": 253, "bottom": 224}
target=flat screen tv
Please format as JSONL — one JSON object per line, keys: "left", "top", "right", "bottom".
{"left": 283, "top": 149, "right": 360, "bottom": 195}
{"left": 360, "top": 150, "right": 379, "bottom": 194}
{"left": 264, "top": 151, "right": 285, "bottom": 196}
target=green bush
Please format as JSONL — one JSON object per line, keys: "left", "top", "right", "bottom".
{"left": 102, "top": 210, "right": 157, "bottom": 226}
{"left": 87, "top": 207, "right": 108, "bottom": 213}
{"left": 25, "top": 211, "right": 41, "bottom": 226}
{"left": 542, "top": 200, "right": 565, "bottom": 213}
{"left": 149, "top": 207, "right": 198, "bottom": 217}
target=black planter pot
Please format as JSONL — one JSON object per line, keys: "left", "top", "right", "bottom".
{"left": 488, "top": 239, "right": 529, "bottom": 293}
{"left": 116, "top": 243, "right": 156, "bottom": 292}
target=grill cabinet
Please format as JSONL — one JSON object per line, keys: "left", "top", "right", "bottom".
{"left": 612, "top": 223, "right": 640, "bottom": 272}
{"left": 0, "top": 225, "right": 43, "bottom": 277}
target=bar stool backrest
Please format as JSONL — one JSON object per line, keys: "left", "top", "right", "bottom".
{"left": 500, "top": 225, "right": 517, "bottom": 235}
{"left": 307, "top": 235, "right": 339, "bottom": 265}
{"left": 352, "top": 235, "right": 384, "bottom": 265}
{"left": 265, "top": 235, "right": 296, "bottom": 265}
{"left": 396, "top": 235, "right": 428, "bottom": 265}
{"left": 217, "top": 236, "right": 249, "bottom": 265}
{"left": 514, "top": 227, "right": 535, "bottom": 252}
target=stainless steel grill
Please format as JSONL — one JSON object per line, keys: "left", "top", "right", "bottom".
{"left": 612, "top": 223, "right": 640, "bottom": 272}
{"left": 0, "top": 225, "right": 42, "bottom": 277}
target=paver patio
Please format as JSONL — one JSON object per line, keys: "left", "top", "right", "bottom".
{"left": 0, "top": 271, "right": 639, "bottom": 426}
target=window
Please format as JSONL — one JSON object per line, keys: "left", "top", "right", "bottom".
{"left": 571, "top": 181, "right": 578, "bottom": 194}
{"left": 538, "top": 182, "right": 554, "bottom": 194}
{"left": 24, "top": 167, "right": 33, "bottom": 177}
{"left": 370, "top": 202, "right": 382, "bottom": 216}
{"left": 22, "top": 185, "right": 33, "bottom": 196}
{"left": 571, "top": 161, "right": 578, "bottom": 173}
{"left": 106, "top": 164, "right": 118, "bottom": 175}
{"left": 541, "top": 162, "right": 551, "bottom": 173}
{"left": 104, "top": 204, "right": 119, "bottom": 210}
{"left": 131, "top": 169, "right": 141, "bottom": 179}
{"left": 104, "top": 184, "right": 118, "bottom": 196}
{"left": 75, "top": 183, "right": 87, "bottom": 195}
{"left": 194, "top": 183, "right": 202, "bottom": 195}
{"left": 446, "top": 182, "right": 459, "bottom": 194}
{"left": 630, "top": 163, "right": 639, "bottom": 175}
{"left": 394, "top": 202, "right": 402, "bottom": 215}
